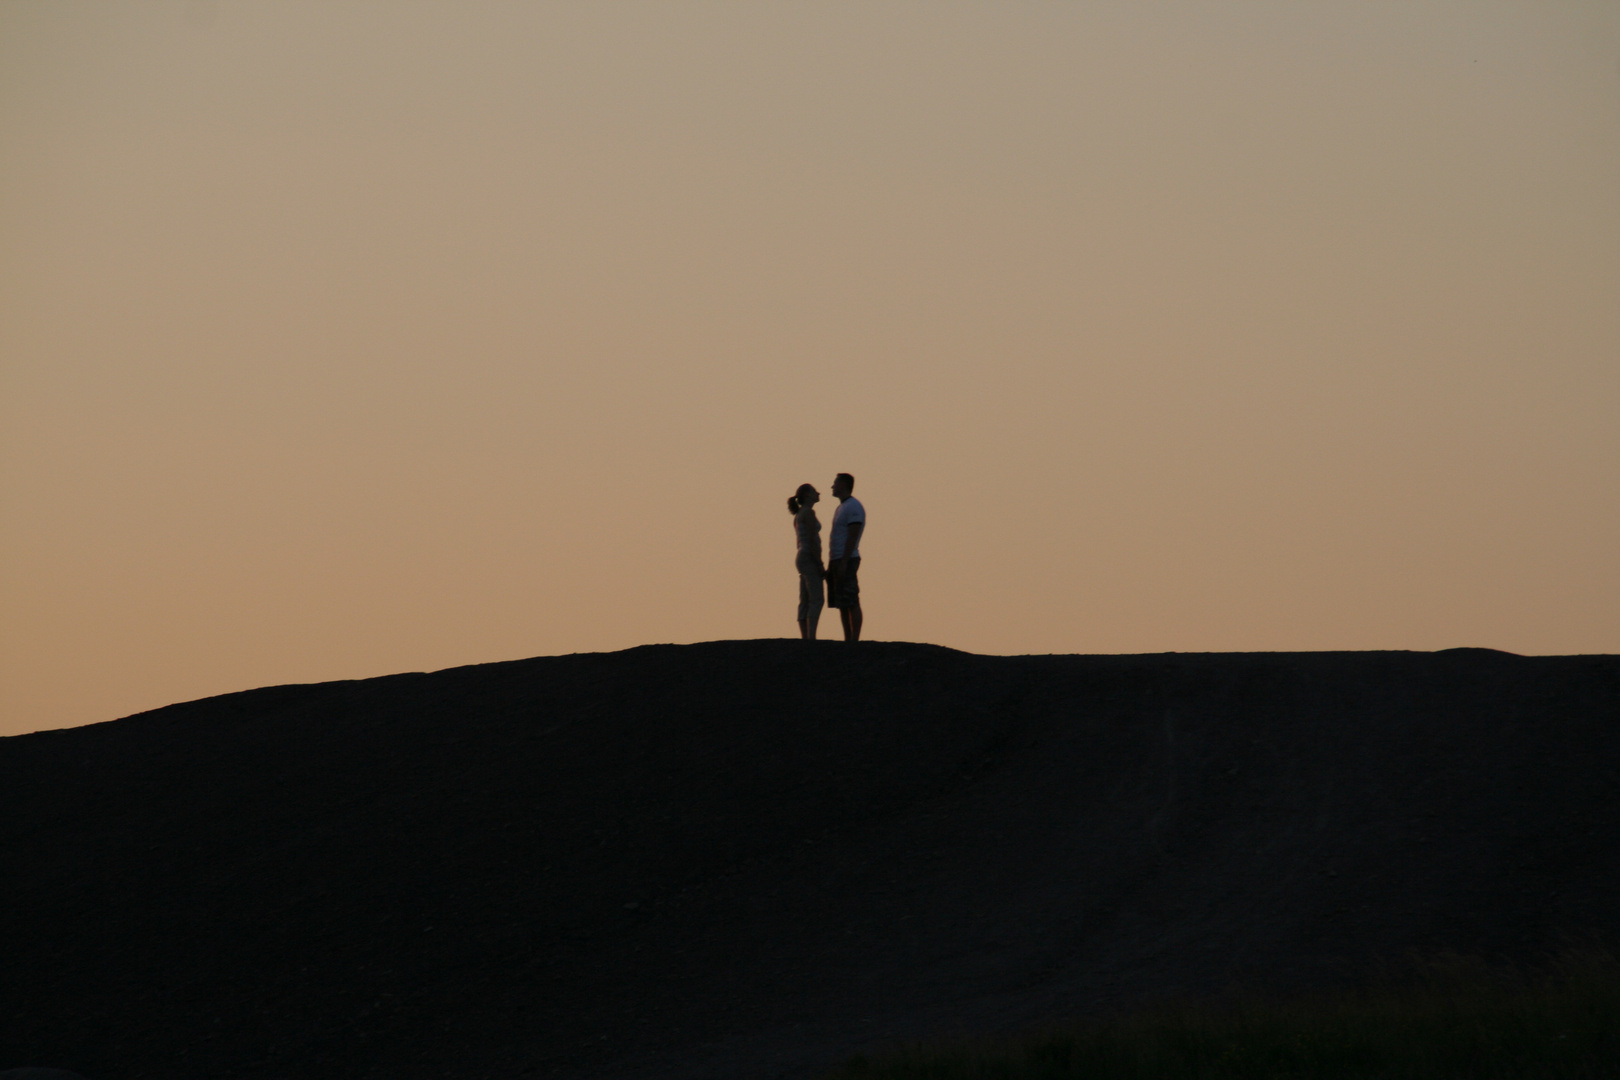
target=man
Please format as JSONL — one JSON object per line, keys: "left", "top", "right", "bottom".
{"left": 826, "top": 472, "right": 865, "bottom": 642}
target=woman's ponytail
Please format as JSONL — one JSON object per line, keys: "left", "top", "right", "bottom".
{"left": 788, "top": 482, "right": 817, "bottom": 515}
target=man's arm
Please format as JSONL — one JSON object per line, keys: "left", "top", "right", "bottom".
{"left": 838, "top": 521, "right": 864, "bottom": 570}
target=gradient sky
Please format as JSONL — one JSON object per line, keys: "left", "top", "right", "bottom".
{"left": 3, "top": 1, "right": 1618, "bottom": 736}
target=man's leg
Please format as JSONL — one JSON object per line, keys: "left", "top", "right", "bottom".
{"left": 837, "top": 558, "right": 862, "bottom": 641}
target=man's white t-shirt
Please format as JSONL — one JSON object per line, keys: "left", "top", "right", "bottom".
{"left": 829, "top": 497, "right": 866, "bottom": 560}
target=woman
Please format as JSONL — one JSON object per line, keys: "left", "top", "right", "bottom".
{"left": 787, "top": 482, "right": 824, "bottom": 640}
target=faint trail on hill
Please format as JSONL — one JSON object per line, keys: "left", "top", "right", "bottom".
{"left": 1148, "top": 709, "right": 1179, "bottom": 852}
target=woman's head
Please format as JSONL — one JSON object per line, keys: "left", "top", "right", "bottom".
{"left": 787, "top": 482, "right": 819, "bottom": 514}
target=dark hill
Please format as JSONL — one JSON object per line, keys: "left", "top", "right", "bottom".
{"left": 3, "top": 641, "right": 1618, "bottom": 1079}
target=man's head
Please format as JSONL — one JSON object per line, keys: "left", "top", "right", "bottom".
{"left": 832, "top": 473, "right": 855, "bottom": 501}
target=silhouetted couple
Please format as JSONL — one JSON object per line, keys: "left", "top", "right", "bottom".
{"left": 786, "top": 472, "right": 864, "bottom": 642}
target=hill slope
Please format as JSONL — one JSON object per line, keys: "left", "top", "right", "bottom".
{"left": 2, "top": 641, "right": 1618, "bottom": 1079}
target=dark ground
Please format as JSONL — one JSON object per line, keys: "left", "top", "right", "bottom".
{"left": 2, "top": 641, "right": 1617, "bottom": 1080}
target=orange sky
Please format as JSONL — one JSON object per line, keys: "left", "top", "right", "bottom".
{"left": 3, "top": 2, "right": 1618, "bottom": 736}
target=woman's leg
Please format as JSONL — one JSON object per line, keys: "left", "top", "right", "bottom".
{"left": 802, "top": 570, "right": 824, "bottom": 640}
{"left": 798, "top": 574, "right": 813, "bottom": 640}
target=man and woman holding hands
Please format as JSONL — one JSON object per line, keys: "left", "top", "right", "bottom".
{"left": 787, "top": 473, "right": 864, "bottom": 642}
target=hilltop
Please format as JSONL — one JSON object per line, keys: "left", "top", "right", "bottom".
{"left": 2, "top": 641, "right": 1617, "bottom": 1079}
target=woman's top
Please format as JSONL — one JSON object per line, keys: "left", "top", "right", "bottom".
{"left": 794, "top": 506, "right": 823, "bottom": 574}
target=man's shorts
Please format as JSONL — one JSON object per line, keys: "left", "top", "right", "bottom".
{"left": 828, "top": 557, "right": 860, "bottom": 609}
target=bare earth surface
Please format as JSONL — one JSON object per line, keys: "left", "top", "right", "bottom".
{"left": 2, "top": 641, "right": 1617, "bottom": 1079}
